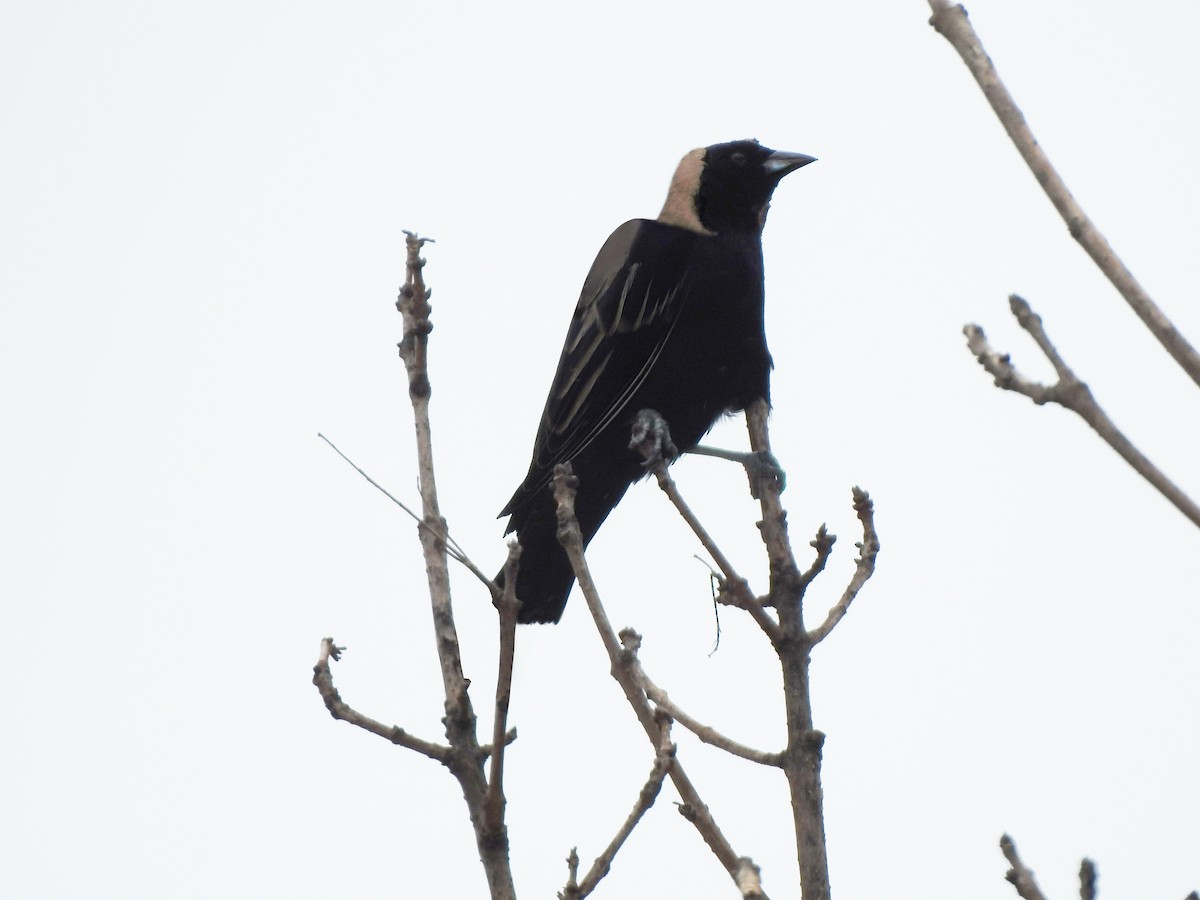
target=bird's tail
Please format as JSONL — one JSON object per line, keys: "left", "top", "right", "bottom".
{"left": 496, "top": 495, "right": 577, "bottom": 623}
{"left": 497, "top": 476, "right": 632, "bottom": 624}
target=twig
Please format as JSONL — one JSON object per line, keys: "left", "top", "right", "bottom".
{"left": 808, "top": 488, "right": 879, "bottom": 645}
{"left": 1079, "top": 858, "right": 1097, "bottom": 900}
{"left": 927, "top": 0, "right": 1200, "bottom": 388}
{"left": 965, "top": 295, "right": 1200, "bottom": 528}
{"left": 635, "top": 658, "right": 783, "bottom": 767}
{"left": 395, "top": 232, "right": 514, "bottom": 900}
{"left": 553, "top": 465, "right": 770, "bottom": 900}
{"left": 1000, "top": 834, "right": 1049, "bottom": 900}
{"left": 316, "top": 431, "right": 499, "bottom": 595}
{"left": 562, "top": 730, "right": 677, "bottom": 900}
{"left": 798, "top": 525, "right": 835, "bottom": 590}
{"left": 636, "top": 447, "right": 784, "bottom": 644}
{"left": 484, "top": 543, "right": 522, "bottom": 834}
{"left": 745, "top": 400, "right": 831, "bottom": 900}
{"left": 312, "top": 638, "right": 450, "bottom": 763}
{"left": 745, "top": 401, "right": 804, "bottom": 610}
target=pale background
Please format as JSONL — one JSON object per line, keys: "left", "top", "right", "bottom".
{"left": 3, "top": 1, "right": 1197, "bottom": 897}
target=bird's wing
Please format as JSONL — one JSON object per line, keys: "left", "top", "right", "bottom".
{"left": 502, "top": 219, "right": 696, "bottom": 515}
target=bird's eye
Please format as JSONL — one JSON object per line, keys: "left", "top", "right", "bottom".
{"left": 731, "top": 151, "right": 747, "bottom": 166}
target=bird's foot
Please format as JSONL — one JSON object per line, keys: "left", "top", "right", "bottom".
{"left": 687, "top": 445, "right": 786, "bottom": 496}
{"left": 630, "top": 408, "right": 679, "bottom": 468}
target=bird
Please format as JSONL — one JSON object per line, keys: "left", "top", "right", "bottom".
{"left": 498, "top": 139, "right": 815, "bottom": 624}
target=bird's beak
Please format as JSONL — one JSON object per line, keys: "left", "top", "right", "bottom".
{"left": 763, "top": 150, "right": 817, "bottom": 177}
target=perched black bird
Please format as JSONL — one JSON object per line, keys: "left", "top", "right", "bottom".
{"left": 499, "top": 140, "right": 815, "bottom": 623}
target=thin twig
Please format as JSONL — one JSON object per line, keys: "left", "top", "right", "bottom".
{"left": 808, "top": 489, "right": 879, "bottom": 645}
{"left": 552, "top": 465, "right": 770, "bottom": 900}
{"left": 636, "top": 660, "right": 783, "bottom": 766}
{"left": 927, "top": 0, "right": 1200, "bottom": 388}
{"left": 629, "top": 414, "right": 783, "bottom": 644}
{"left": 312, "top": 637, "right": 450, "bottom": 763}
{"left": 650, "top": 459, "right": 782, "bottom": 642}
{"left": 798, "top": 525, "right": 835, "bottom": 590}
{"left": 1079, "top": 858, "right": 1097, "bottom": 900}
{"left": 965, "top": 296, "right": 1200, "bottom": 528}
{"left": 316, "top": 431, "right": 500, "bottom": 594}
{"left": 1000, "top": 834, "right": 1049, "bottom": 900}
{"left": 564, "top": 732, "right": 677, "bottom": 900}
{"left": 484, "top": 543, "right": 522, "bottom": 834}
{"left": 561, "top": 848, "right": 581, "bottom": 900}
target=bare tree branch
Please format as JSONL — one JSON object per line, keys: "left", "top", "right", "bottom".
{"left": 1000, "top": 834, "right": 1049, "bottom": 900}
{"left": 798, "top": 525, "right": 835, "bottom": 591}
{"left": 552, "top": 464, "right": 771, "bottom": 900}
{"left": 808, "top": 488, "right": 879, "bottom": 645}
{"left": 927, "top": 0, "right": 1200, "bottom": 388}
{"left": 314, "top": 432, "right": 496, "bottom": 595}
{"left": 312, "top": 637, "right": 451, "bottom": 763}
{"left": 746, "top": 401, "right": 804, "bottom": 607}
{"left": 561, "top": 723, "right": 677, "bottom": 900}
{"left": 1079, "top": 858, "right": 1097, "bottom": 900}
{"left": 632, "top": 647, "right": 783, "bottom": 767}
{"left": 745, "top": 401, "right": 832, "bottom": 900}
{"left": 394, "top": 232, "right": 515, "bottom": 900}
{"left": 316, "top": 431, "right": 499, "bottom": 596}
{"left": 483, "top": 543, "right": 522, "bottom": 835}
{"left": 630, "top": 413, "right": 784, "bottom": 643}
{"left": 964, "top": 295, "right": 1200, "bottom": 528}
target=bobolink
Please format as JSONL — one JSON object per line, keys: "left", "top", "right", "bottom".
{"left": 500, "top": 139, "right": 814, "bottom": 623}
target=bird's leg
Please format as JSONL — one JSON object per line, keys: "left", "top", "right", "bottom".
{"left": 687, "top": 444, "right": 786, "bottom": 495}
{"left": 630, "top": 408, "right": 679, "bottom": 467}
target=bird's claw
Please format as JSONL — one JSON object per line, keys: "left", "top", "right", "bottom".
{"left": 744, "top": 449, "right": 786, "bottom": 495}
{"left": 630, "top": 408, "right": 679, "bottom": 468}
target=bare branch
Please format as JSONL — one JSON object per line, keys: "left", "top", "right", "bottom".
{"left": 394, "top": 232, "right": 515, "bottom": 899}
{"left": 552, "top": 464, "right": 771, "bottom": 899}
{"left": 746, "top": 401, "right": 833, "bottom": 900}
{"left": 484, "top": 543, "right": 522, "bottom": 834}
{"left": 629, "top": 416, "right": 784, "bottom": 643}
{"left": 563, "top": 732, "right": 677, "bottom": 900}
{"left": 745, "top": 401, "right": 804, "bottom": 613}
{"left": 561, "top": 848, "right": 581, "bottom": 900}
{"left": 396, "top": 232, "right": 474, "bottom": 711}
{"left": 316, "top": 431, "right": 500, "bottom": 597}
{"left": 965, "top": 296, "right": 1200, "bottom": 528}
{"left": 312, "top": 638, "right": 450, "bottom": 763}
{"left": 927, "top": 0, "right": 1200, "bottom": 387}
{"left": 1079, "top": 858, "right": 1097, "bottom": 900}
{"left": 1000, "top": 834, "right": 1049, "bottom": 900}
{"left": 808, "top": 488, "right": 879, "bottom": 645}
{"left": 798, "top": 525, "right": 835, "bottom": 591}
{"left": 634, "top": 653, "right": 783, "bottom": 767}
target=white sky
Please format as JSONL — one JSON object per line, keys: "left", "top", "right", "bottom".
{"left": 3, "top": 1, "right": 1198, "bottom": 898}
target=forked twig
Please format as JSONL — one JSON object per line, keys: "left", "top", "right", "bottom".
{"left": 1000, "top": 834, "right": 1049, "bottom": 900}
{"left": 560, "top": 722, "right": 677, "bottom": 900}
{"left": 553, "top": 465, "right": 771, "bottom": 900}
{"left": 808, "top": 489, "right": 879, "bottom": 644}
{"left": 965, "top": 296, "right": 1200, "bottom": 528}
{"left": 312, "top": 637, "right": 451, "bottom": 762}
{"left": 927, "top": 0, "right": 1200, "bottom": 388}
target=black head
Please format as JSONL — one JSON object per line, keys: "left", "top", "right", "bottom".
{"left": 658, "top": 139, "right": 816, "bottom": 235}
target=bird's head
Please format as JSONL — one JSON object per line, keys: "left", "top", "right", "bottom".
{"left": 658, "top": 139, "right": 815, "bottom": 236}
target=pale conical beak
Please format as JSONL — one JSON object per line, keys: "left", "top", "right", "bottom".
{"left": 763, "top": 150, "right": 817, "bottom": 178}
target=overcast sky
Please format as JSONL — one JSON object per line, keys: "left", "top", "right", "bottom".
{"left": 3, "top": 1, "right": 1198, "bottom": 898}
